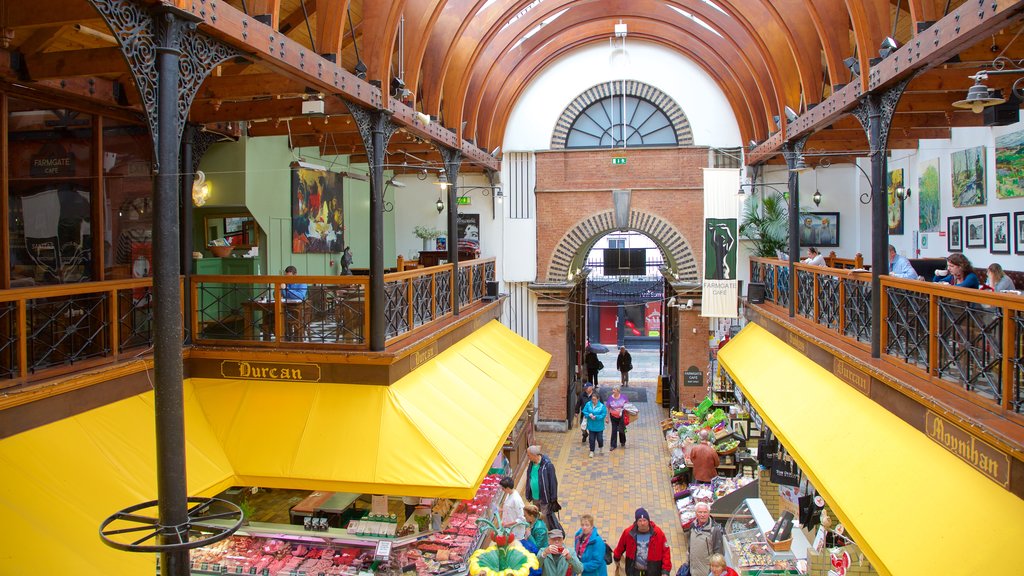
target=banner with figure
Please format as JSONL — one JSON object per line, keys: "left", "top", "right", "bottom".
{"left": 702, "top": 169, "right": 740, "bottom": 318}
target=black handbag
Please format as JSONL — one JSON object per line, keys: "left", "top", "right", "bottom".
{"left": 604, "top": 543, "right": 613, "bottom": 565}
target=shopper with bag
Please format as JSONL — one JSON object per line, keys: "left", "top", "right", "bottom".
{"left": 525, "top": 445, "right": 562, "bottom": 531}
{"left": 574, "top": 514, "right": 608, "bottom": 576}
{"left": 616, "top": 347, "right": 633, "bottom": 387}
{"left": 579, "top": 382, "right": 595, "bottom": 444}
{"left": 612, "top": 508, "right": 672, "bottom": 576}
{"left": 582, "top": 393, "right": 608, "bottom": 458}
{"left": 606, "top": 385, "right": 628, "bottom": 451}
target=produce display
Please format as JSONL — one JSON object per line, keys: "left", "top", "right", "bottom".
{"left": 715, "top": 440, "right": 739, "bottom": 454}
{"left": 190, "top": 476, "right": 503, "bottom": 576}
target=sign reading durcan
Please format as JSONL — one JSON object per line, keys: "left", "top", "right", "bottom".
{"left": 220, "top": 360, "right": 320, "bottom": 382}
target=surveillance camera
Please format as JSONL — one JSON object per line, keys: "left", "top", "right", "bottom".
{"left": 685, "top": 299, "right": 694, "bottom": 310}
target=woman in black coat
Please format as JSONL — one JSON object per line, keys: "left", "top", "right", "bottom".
{"left": 616, "top": 347, "right": 632, "bottom": 387}
{"left": 583, "top": 347, "right": 601, "bottom": 387}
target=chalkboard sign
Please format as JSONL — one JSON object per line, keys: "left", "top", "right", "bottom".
{"left": 683, "top": 366, "right": 703, "bottom": 387}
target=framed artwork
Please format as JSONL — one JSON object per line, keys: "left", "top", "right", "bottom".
{"left": 291, "top": 165, "right": 345, "bottom": 253}
{"left": 995, "top": 129, "right": 1024, "bottom": 199}
{"left": 1015, "top": 212, "right": 1024, "bottom": 254}
{"left": 966, "top": 214, "right": 987, "bottom": 249}
{"left": 887, "top": 168, "right": 904, "bottom": 235}
{"left": 990, "top": 213, "right": 1010, "bottom": 254}
{"left": 951, "top": 146, "right": 986, "bottom": 207}
{"left": 798, "top": 212, "right": 840, "bottom": 247}
{"left": 918, "top": 159, "right": 941, "bottom": 233}
{"left": 947, "top": 216, "right": 963, "bottom": 251}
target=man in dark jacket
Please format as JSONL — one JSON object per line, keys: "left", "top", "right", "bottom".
{"left": 583, "top": 347, "right": 601, "bottom": 387}
{"left": 616, "top": 347, "right": 633, "bottom": 387}
{"left": 525, "top": 445, "right": 560, "bottom": 530}
{"left": 687, "top": 502, "right": 724, "bottom": 576}
{"left": 613, "top": 508, "right": 671, "bottom": 576}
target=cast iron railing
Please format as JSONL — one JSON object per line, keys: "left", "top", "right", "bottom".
{"left": 749, "top": 257, "right": 1024, "bottom": 416}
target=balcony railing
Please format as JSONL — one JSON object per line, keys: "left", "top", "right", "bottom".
{"left": 750, "top": 257, "right": 1024, "bottom": 416}
{"left": 191, "top": 258, "right": 496, "bottom": 350}
{"left": 0, "top": 278, "right": 155, "bottom": 390}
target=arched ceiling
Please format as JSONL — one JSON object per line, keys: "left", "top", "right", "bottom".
{"left": 2, "top": 0, "right": 1024, "bottom": 170}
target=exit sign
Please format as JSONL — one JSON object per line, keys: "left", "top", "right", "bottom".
{"left": 612, "top": 157, "right": 627, "bottom": 165}
{"left": 457, "top": 196, "right": 471, "bottom": 205}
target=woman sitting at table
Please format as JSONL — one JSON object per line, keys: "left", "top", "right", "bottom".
{"left": 931, "top": 253, "right": 980, "bottom": 289}
{"left": 802, "top": 247, "right": 826, "bottom": 267}
{"left": 985, "top": 262, "right": 1016, "bottom": 292}
{"left": 283, "top": 265, "right": 308, "bottom": 300}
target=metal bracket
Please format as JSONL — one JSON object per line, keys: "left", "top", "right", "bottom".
{"left": 347, "top": 102, "right": 399, "bottom": 168}
{"left": 851, "top": 75, "right": 914, "bottom": 153}
{"left": 438, "top": 146, "right": 463, "bottom": 183}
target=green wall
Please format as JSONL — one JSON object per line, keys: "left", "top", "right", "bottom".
{"left": 196, "top": 136, "right": 394, "bottom": 277}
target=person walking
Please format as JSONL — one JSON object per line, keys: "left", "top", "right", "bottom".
{"left": 578, "top": 382, "right": 595, "bottom": 444}
{"left": 539, "top": 530, "right": 583, "bottom": 576}
{"left": 612, "top": 508, "right": 672, "bottom": 576}
{"left": 616, "top": 347, "right": 633, "bottom": 387}
{"left": 606, "top": 385, "right": 627, "bottom": 451}
{"left": 525, "top": 445, "right": 561, "bottom": 530}
{"left": 524, "top": 504, "right": 549, "bottom": 550}
{"left": 582, "top": 393, "right": 607, "bottom": 458}
{"left": 584, "top": 346, "right": 602, "bottom": 388}
{"left": 573, "top": 515, "right": 608, "bottom": 576}
{"left": 687, "top": 503, "right": 724, "bottom": 576}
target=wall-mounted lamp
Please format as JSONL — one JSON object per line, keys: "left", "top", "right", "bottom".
{"left": 192, "top": 170, "right": 210, "bottom": 207}
{"left": 437, "top": 169, "right": 451, "bottom": 190}
{"left": 895, "top": 185, "right": 912, "bottom": 201}
{"left": 436, "top": 195, "right": 445, "bottom": 214}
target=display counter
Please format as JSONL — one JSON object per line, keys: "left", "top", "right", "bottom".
{"left": 723, "top": 498, "right": 809, "bottom": 575}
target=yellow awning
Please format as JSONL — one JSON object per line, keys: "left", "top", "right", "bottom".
{"left": 718, "top": 323, "right": 1024, "bottom": 576}
{"left": 190, "top": 320, "right": 550, "bottom": 498}
{"left": 0, "top": 384, "right": 236, "bottom": 575}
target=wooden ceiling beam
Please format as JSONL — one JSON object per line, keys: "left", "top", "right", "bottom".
{"left": 829, "top": 110, "right": 985, "bottom": 129}
{"left": 24, "top": 47, "right": 126, "bottom": 79}
{"left": 16, "top": 26, "right": 68, "bottom": 56}
{"left": 188, "top": 97, "right": 350, "bottom": 123}
{"left": 809, "top": 126, "right": 950, "bottom": 140}
{"left": 197, "top": 73, "right": 309, "bottom": 100}
{"left": 314, "top": 0, "right": 348, "bottom": 62}
{"left": 279, "top": 0, "right": 317, "bottom": 34}
{"left": 249, "top": 0, "right": 282, "bottom": 29}
{"left": 4, "top": 0, "right": 102, "bottom": 28}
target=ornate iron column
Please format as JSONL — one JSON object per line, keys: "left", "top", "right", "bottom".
{"left": 349, "top": 104, "right": 398, "bottom": 351}
{"left": 90, "top": 2, "right": 241, "bottom": 574}
{"left": 783, "top": 137, "right": 807, "bottom": 319}
{"left": 438, "top": 147, "right": 463, "bottom": 315}
{"left": 852, "top": 77, "right": 911, "bottom": 358}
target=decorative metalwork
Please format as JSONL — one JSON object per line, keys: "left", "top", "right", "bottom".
{"left": 384, "top": 280, "right": 409, "bottom": 338}
{"left": 118, "top": 287, "right": 154, "bottom": 351}
{"left": 472, "top": 264, "right": 485, "bottom": 300}
{"left": 763, "top": 263, "right": 776, "bottom": 303}
{"left": 816, "top": 275, "right": 839, "bottom": 329}
{"left": 188, "top": 126, "right": 230, "bottom": 174}
{"left": 195, "top": 283, "right": 251, "bottom": 341}
{"left": 936, "top": 297, "right": 1002, "bottom": 404}
{"left": 413, "top": 276, "right": 433, "bottom": 327}
{"left": 851, "top": 76, "right": 913, "bottom": 153}
{"left": 438, "top": 146, "right": 463, "bottom": 181}
{"left": 884, "top": 286, "right": 930, "bottom": 369}
{"left": 484, "top": 260, "right": 496, "bottom": 282}
{"left": 27, "top": 294, "right": 110, "bottom": 372}
{"left": 458, "top": 266, "right": 471, "bottom": 306}
{"left": 99, "top": 497, "right": 242, "bottom": 553}
{"left": 776, "top": 266, "right": 791, "bottom": 309}
{"left": 842, "top": 279, "right": 872, "bottom": 343}
{"left": 435, "top": 270, "right": 452, "bottom": 316}
{"left": 796, "top": 270, "right": 814, "bottom": 319}
{"left": 0, "top": 302, "right": 18, "bottom": 380}
{"left": 1014, "top": 312, "right": 1024, "bottom": 413}
{"left": 348, "top": 104, "right": 399, "bottom": 167}
{"left": 87, "top": 1, "right": 240, "bottom": 169}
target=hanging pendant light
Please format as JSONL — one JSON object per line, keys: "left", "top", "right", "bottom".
{"left": 952, "top": 74, "right": 1006, "bottom": 113}
{"left": 436, "top": 195, "right": 445, "bottom": 214}
{"left": 812, "top": 190, "right": 822, "bottom": 206}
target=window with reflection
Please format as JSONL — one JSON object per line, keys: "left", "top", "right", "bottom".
{"left": 8, "top": 99, "right": 94, "bottom": 285}
{"left": 103, "top": 118, "right": 154, "bottom": 279}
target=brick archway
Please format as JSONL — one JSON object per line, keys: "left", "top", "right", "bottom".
{"left": 551, "top": 80, "right": 694, "bottom": 149}
{"left": 545, "top": 210, "right": 698, "bottom": 282}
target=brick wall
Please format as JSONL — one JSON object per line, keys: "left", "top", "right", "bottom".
{"left": 535, "top": 147, "right": 708, "bottom": 282}
{"left": 536, "top": 306, "right": 570, "bottom": 426}
{"left": 677, "top": 308, "right": 710, "bottom": 408}
{"left": 758, "top": 469, "right": 781, "bottom": 517}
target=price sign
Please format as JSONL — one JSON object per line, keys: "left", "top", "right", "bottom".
{"left": 375, "top": 540, "right": 393, "bottom": 561}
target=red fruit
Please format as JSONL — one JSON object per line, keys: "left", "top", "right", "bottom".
{"left": 494, "top": 533, "right": 515, "bottom": 546}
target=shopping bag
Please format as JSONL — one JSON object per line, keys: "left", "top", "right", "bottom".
{"left": 624, "top": 413, "right": 631, "bottom": 426}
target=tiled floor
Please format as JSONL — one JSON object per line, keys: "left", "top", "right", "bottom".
{"left": 534, "top": 348, "right": 689, "bottom": 566}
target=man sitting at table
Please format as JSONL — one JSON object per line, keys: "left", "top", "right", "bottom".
{"left": 887, "top": 245, "right": 920, "bottom": 279}
{"left": 283, "top": 265, "right": 308, "bottom": 300}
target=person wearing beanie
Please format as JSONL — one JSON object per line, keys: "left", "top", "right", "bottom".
{"left": 538, "top": 529, "right": 583, "bottom": 576}
{"left": 612, "top": 508, "right": 671, "bottom": 576}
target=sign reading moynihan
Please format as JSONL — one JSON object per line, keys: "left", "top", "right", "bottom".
{"left": 925, "top": 411, "right": 1010, "bottom": 487}
{"left": 220, "top": 360, "right": 320, "bottom": 382}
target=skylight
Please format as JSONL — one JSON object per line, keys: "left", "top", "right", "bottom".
{"left": 501, "top": 0, "right": 545, "bottom": 32}
{"left": 667, "top": 5, "right": 722, "bottom": 38}
{"left": 508, "top": 7, "right": 570, "bottom": 52}
{"left": 475, "top": 0, "right": 499, "bottom": 17}
{"left": 700, "top": 0, "right": 728, "bottom": 16}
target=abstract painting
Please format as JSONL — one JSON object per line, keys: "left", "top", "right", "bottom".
{"left": 996, "top": 129, "right": 1024, "bottom": 199}
{"left": 918, "top": 159, "right": 940, "bottom": 233}
{"left": 951, "top": 146, "right": 986, "bottom": 207}
{"left": 887, "top": 168, "right": 904, "bottom": 235}
{"left": 291, "top": 165, "right": 345, "bottom": 253}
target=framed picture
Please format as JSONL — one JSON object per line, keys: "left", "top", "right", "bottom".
{"left": 990, "top": 213, "right": 1011, "bottom": 254}
{"left": 887, "top": 168, "right": 904, "bottom": 235}
{"left": 966, "top": 214, "right": 987, "bottom": 249}
{"left": 291, "top": 165, "right": 344, "bottom": 253}
{"left": 947, "top": 216, "right": 963, "bottom": 251}
{"left": 1016, "top": 212, "right": 1024, "bottom": 255}
{"left": 798, "top": 212, "right": 840, "bottom": 247}
{"left": 951, "top": 146, "right": 986, "bottom": 207}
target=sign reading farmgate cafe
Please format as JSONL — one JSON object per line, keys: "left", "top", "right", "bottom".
{"left": 925, "top": 411, "right": 1010, "bottom": 487}
{"left": 220, "top": 360, "right": 320, "bottom": 382}
{"left": 30, "top": 143, "right": 76, "bottom": 178}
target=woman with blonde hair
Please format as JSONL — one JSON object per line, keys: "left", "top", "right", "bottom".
{"left": 524, "top": 503, "right": 548, "bottom": 550}
{"left": 987, "top": 262, "right": 1016, "bottom": 292}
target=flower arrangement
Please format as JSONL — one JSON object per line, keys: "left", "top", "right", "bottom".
{"left": 414, "top": 226, "right": 444, "bottom": 240}
{"left": 467, "top": 515, "right": 537, "bottom": 576}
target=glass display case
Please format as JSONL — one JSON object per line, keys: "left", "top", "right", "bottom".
{"left": 723, "top": 499, "right": 809, "bottom": 575}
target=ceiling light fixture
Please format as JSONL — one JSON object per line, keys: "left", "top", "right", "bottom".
{"left": 953, "top": 72, "right": 1007, "bottom": 113}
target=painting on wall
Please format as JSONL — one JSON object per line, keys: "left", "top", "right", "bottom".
{"left": 1015, "top": 212, "right": 1024, "bottom": 254}
{"left": 887, "top": 168, "right": 905, "bottom": 235}
{"left": 966, "top": 214, "right": 987, "bottom": 249}
{"left": 457, "top": 213, "right": 481, "bottom": 258}
{"left": 948, "top": 216, "right": 963, "bottom": 251}
{"left": 995, "top": 129, "right": 1024, "bottom": 199}
{"left": 798, "top": 212, "right": 839, "bottom": 248}
{"left": 991, "top": 213, "right": 1010, "bottom": 254}
{"left": 291, "top": 165, "right": 344, "bottom": 253}
{"left": 918, "top": 159, "right": 941, "bottom": 233}
{"left": 951, "top": 146, "right": 986, "bottom": 207}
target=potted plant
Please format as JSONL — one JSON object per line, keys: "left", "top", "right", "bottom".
{"left": 739, "top": 191, "right": 789, "bottom": 257}
{"left": 414, "top": 226, "right": 443, "bottom": 251}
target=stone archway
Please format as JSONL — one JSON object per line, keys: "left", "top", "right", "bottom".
{"left": 545, "top": 210, "right": 699, "bottom": 283}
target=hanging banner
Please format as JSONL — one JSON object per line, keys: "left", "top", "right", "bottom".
{"left": 702, "top": 169, "right": 741, "bottom": 318}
